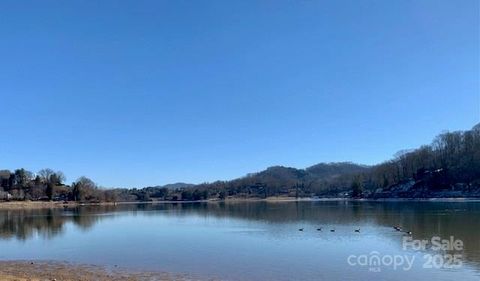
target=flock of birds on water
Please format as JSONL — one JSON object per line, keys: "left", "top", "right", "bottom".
{"left": 297, "top": 225, "right": 412, "bottom": 235}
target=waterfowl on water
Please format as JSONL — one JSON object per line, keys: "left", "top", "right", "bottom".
{"left": 330, "top": 229, "right": 335, "bottom": 232}
{"left": 316, "top": 228, "right": 322, "bottom": 231}
{"left": 354, "top": 228, "right": 360, "bottom": 233}
{"left": 405, "top": 231, "right": 412, "bottom": 235}
{"left": 298, "top": 228, "right": 304, "bottom": 231}
{"left": 393, "top": 226, "right": 402, "bottom": 231}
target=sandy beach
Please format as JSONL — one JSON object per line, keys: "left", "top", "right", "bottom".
{"left": 1, "top": 197, "right": 477, "bottom": 210}
{"left": 0, "top": 261, "right": 199, "bottom": 281}
{"left": 0, "top": 198, "right": 310, "bottom": 210}
{"left": 0, "top": 201, "right": 118, "bottom": 210}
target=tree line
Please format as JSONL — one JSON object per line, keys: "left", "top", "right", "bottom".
{"left": 1, "top": 124, "right": 479, "bottom": 202}
{"left": 189, "top": 124, "right": 480, "bottom": 198}
{"left": 0, "top": 168, "right": 116, "bottom": 202}
{"left": 355, "top": 125, "right": 480, "bottom": 196}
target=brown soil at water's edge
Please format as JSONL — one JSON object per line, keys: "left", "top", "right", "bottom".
{"left": 0, "top": 261, "right": 203, "bottom": 281}
{"left": 0, "top": 198, "right": 311, "bottom": 210}
{"left": 0, "top": 201, "right": 81, "bottom": 210}
{"left": 1, "top": 197, "right": 478, "bottom": 210}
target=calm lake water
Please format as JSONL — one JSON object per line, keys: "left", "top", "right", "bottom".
{"left": 1, "top": 201, "right": 479, "bottom": 281}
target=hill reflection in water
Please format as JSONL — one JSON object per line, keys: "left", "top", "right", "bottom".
{"left": 0, "top": 201, "right": 479, "bottom": 270}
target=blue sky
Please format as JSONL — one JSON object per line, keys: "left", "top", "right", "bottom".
{"left": 0, "top": 0, "right": 478, "bottom": 187}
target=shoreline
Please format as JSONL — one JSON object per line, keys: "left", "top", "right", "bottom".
{"left": 0, "top": 260, "right": 195, "bottom": 281}
{"left": 1, "top": 196, "right": 480, "bottom": 210}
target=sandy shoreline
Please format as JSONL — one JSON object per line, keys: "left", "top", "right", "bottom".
{"left": 0, "top": 201, "right": 114, "bottom": 210}
{"left": 1, "top": 197, "right": 479, "bottom": 210}
{"left": 0, "top": 261, "right": 202, "bottom": 281}
{"left": 0, "top": 198, "right": 312, "bottom": 210}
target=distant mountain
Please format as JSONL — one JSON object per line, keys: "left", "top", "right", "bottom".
{"left": 156, "top": 182, "right": 195, "bottom": 190}
{"left": 248, "top": 166, "right": 308, "bottom": 181}
{"left": 234, "top": 162, "right": 369, "bottom": 187}
{"left": 306, "top": 162, "right": 370, "bottom": 179}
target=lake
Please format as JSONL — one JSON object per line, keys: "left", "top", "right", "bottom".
{"left": 0, "top": 200, "right": 479, "bottom": 281}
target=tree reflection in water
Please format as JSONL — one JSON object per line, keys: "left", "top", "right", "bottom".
{"left": 0, "top": 201, "right": 479, "bottom": 268}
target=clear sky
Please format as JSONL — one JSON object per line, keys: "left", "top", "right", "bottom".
{"left": 0, "top": 0, "right": 478, "bottom": 188}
